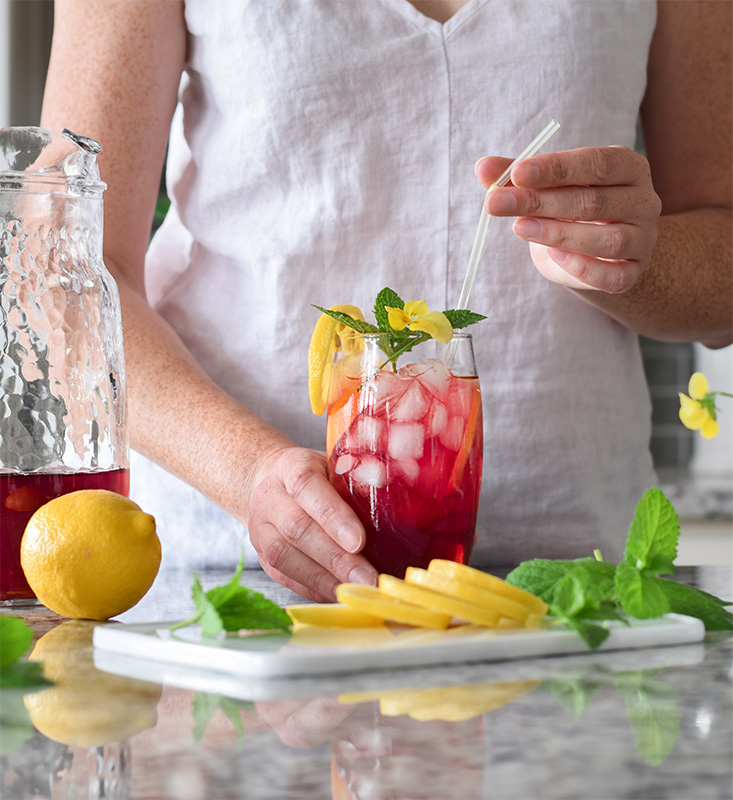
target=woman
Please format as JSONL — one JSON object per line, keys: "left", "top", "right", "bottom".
{"left": 41, "top": 0, "right": 732, "bottom": 600}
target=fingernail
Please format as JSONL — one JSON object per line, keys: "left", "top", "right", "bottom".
{"left": 513, "top": 217, "right": 542, "bottom": 239}
{"left": 487, "top": 191, "right": 517, "bottom": 215}
{"left": 337, "top": 524, "right": 362, "bottom": 553}
{"left": 512, "top": 162, "right": 540, "bottom": 186}
{"left": 349, "top": 566, "right": 378, "bottom": 586}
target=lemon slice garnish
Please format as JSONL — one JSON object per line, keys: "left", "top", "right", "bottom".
{"left": 427, "top": 559, "right": 548, "bottom": 618}
{"left": 337, "top": 584, "right": 451, "bottom": 629}
{"left": 405, "top": 567, "right": 530, "bottom": 623}
{"left": 308, "top": 304, "right": 364, "bottom": 415}
{"left": 378, "top": 574, "right": 500, "bottom": 627}
{"left": 286, "top": 603, "right": 385, "bottom": 628}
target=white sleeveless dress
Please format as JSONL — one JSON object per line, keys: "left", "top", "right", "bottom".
{"left": 132, "top": 0, "right": 658, "bottom": 571}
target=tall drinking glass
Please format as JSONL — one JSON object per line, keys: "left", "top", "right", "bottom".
{"left": 326, "top": 332, "right": 482, "bottom": 577}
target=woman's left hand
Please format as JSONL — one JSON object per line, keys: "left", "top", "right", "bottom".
{"left": 475, "top": 146, "right": 662, "bottom": 294}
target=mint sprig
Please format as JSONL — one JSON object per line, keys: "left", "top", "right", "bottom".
{"left": 171, "top": 556, "right": 292, "bottom": 638}
{"left": 314, "top": 287, "right": 486, "bottom": 370}
{"left": 507, "top": 488, "right": 733, "bottom": 649}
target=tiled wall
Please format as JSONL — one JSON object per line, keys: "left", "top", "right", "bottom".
{"left": 639, "top": 338, "right": 695, "bottom": 482}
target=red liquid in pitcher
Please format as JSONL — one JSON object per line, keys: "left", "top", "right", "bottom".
{"left": 0, "top": 468, "right": 130, "bottom": 601}
{"left": 328, "top": 360, "right": 483, "bottom": 578}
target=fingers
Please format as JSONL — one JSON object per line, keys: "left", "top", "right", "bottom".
{"left": 528, "top": 242, "right": 643, "bottom": 294}
{"left": 248, "top": 448, "right": 378, "bottom": 602}
{"left": 510, "top": 146, "right": 650, "bottom": 189}
{"left": 512, "top": 216, "right": 653, "bottom": 264}
{"left": 475, "top": 156, "right": 513, "bottom": 188}
{"left": 255, "top": 697, "right": 354, "bottom": 748}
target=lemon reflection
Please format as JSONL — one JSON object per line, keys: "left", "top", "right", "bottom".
{"left": 24, "top": 620, "right": 162, "bottom": 747}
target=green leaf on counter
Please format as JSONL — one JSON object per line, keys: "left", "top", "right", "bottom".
{"left": 540, "top": 678, "right": 602, "bottom": 723}
{"left": 0, "top": 616, "right": 33, "bottom": 667}
{"left": 615, "top": 562, "right": 670, "bottom": 620}
{"left": 649, "top": 577, "right": 733, "bottom": 631}
{"left": 0, "top": 689, "right": 37, "bottom": 754}
{"left": 0, "top": 661, "right": 48, "bottom": 689}
{"left": 171, "top": 555, "right": 292, "bottom": 638}
{"left": 623, "top": 488, "right": 679, "bottom": 573}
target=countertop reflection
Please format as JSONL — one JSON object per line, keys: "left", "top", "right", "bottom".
{"left": 1, "top": 566, "right": 731, "bottom": 800}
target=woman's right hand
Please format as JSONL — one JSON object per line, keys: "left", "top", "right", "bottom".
{"left": 246, "top": 446, "right": 378, "bottom": 602}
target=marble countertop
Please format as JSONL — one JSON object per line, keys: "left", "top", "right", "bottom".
{"left": 2, "top": 566, "right": 731, "bottom": 800}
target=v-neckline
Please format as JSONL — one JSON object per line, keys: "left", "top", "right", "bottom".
{"left": 385, "top": 0, "right": 487, "bottom": 37}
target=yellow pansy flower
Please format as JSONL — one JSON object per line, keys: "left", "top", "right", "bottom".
{"left": 678, "top": 372, "right": 720, "bottom": 439}
{"left": 385, "top": 301, "right": 454, "bottom": 344}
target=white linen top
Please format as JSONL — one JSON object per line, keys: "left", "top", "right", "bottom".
{"left": 132, "top": 0, "right": 658, "bottom": 571}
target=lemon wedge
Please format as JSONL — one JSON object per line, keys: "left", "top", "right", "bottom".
{"left": 427, "top": 559, "right": 548, "bottom": 618}
{"left": 286, "top": 603, "right": 385, "bottom": 628}
{"left": 308, "top": 304, "right": 364, "bottom": 415}
{"left": 378, "top": 574, "right": 500, "bottom": 627}
{"left": 337, "top": 583, "right": 451, "bottom": 629}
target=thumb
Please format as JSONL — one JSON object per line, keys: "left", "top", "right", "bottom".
{"left": 474, "top": 156, "right": 514, "bottom": 189}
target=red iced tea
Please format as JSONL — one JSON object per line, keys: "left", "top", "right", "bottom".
{"left": 0, "top": 468, "right": 130, "bottom": 601}
{"left": 327, "top": 357, "right": 482, "bottom": 577}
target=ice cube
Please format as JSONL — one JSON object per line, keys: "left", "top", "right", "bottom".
{"left": 348, "top": 415, "right": 385, "bottom": 453}
{"left": 397, "top": 362, "right": 429, "bottom": 378}
{"left": 334, "top": 454, "right": 358, "bottom": 475}
{"left": 387, "top": 422, "right": 425, "bottom": 461}
{"left": 371, "top": 370, "right": 408, "bottom": 413}
{"left": 416, "top": 359, "right": 452, "bottom": 401}
{"left": 439, "top": 416, "right": 465, "bottom": 451}
{"left": 392, "top": 457, "right": 420, "bottom": 485}
{"left": 390, "top": 380, "right": 430, "bottom": 422}
{"left": 447, "top": 379, "right": 473, "bottom": 417}
{"left": 351, "top": 456, "right": 387, "bottom": 489}
{"left": 426, "top": 401, "right": 448, "bottom": 437}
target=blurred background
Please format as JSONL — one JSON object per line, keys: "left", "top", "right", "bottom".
{"left": 1, "top": 0, "right": 730, "bottom": 562}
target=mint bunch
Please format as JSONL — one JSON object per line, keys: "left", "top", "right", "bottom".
{"left": 507, "top": 488, "right": 733, "bottom": 649}
{"left": 171, "top": 557, "right": 292, "bottom": 638}
{"left": 314, "top": 286, "right": 485, "bottom": 369}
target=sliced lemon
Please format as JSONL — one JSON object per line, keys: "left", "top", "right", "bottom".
{"left": 286, "top": 603, "right": 385, "bottom": 628}
{"left": 378, "top": 574, "right": 500, "bottom": 627}
{"left": 336, "top": 583, "right": 451, "bottom": 629}
{"left": 405, "top": 567, "right": 530, "bottom": 623}
{"left": 308, "top": 304, "right": 364, "bottom": 415}
{"left": 427, "top": 559, "right": 548, "bottom": 618}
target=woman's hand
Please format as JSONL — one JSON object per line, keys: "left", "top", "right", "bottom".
{"left": 476, "top": 146, "right": 662, "bottom": 295}
{"left": 246, "top": 447, "right": 378, "bottom": 602}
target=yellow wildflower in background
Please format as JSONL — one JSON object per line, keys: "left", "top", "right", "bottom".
{"left": 678, "top": 371, "right": 729, "bottom": 439}
{"left": 385, "top": 301, "right": 454, "bottom": 344}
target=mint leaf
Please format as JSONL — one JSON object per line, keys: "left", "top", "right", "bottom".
{"left": 215, "top": 586, "right": 292, "bottom": 632}
{"left": 624, "top": 488, "right": 679, "bottom": 572}
{"left": 507, "top": 558, "right": 615, "bottom": 611}
{"left": 615, "top": 562, "right": 670, "bottom": 619}
{"left": 0, "top": 616, "right": 33, "bottom": 667}
{"left": 565, "top": 617, "right": 610, "bottom": 649}
{"left": 192, "top": 691, "right": 222, "bottom": 743}
{"left": 649, "top": 577, "right": 733, "bottom": 630}
{"left": 192, "top": 576, "right": 226, "bottom": 638}
{"left": 442, "top": 309, "right": 487, "bottom": 329}
{"left": 540, "top": 678, "right": 601, "bottom": 722}
{"left": 373, "top": 287, "right": 404, "bottom": 331}
{"left": 312, "top": 306, "right": 379, "bottom": 334}
{"left": 205, "top": 553, "right": 246, "bottom": 610}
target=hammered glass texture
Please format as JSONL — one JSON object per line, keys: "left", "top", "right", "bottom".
{"left": 0, "top": 192, "right": 127, "bottom": 473}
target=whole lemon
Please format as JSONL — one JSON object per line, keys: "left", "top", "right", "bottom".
{"left": 20, "top": 490, "right": 161, "bottom": 620}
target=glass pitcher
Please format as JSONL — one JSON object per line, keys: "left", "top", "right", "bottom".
{"left": 0, "top": 127, "right": 128, "bottom": 604}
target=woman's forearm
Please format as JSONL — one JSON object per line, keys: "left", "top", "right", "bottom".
{"left": 570, "top": 207, "right": 732, "bottom": 349}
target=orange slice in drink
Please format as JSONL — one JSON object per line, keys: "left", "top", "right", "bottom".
{"left": 308, "top": 304, "right": 365, "bottom": 416}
